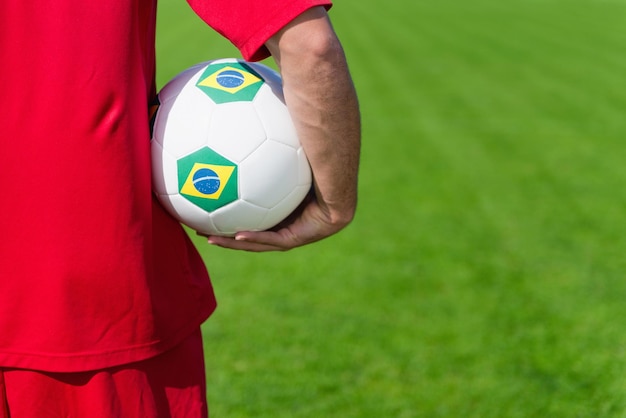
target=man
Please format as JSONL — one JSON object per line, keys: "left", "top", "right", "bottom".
{"left": 0, "top": 0, "right": 359, "bottom": 416}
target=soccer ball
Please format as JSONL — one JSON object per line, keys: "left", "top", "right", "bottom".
{"left": 150, "top": 58, "right": 312, "bottom": 236}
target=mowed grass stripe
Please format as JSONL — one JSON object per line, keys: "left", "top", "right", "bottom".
{"left": 409, "top": 6, "right": 623, "bottom": 128}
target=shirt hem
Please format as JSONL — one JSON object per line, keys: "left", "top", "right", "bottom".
{"left": 0, "top": 305, "right": 215, "bottom": 373}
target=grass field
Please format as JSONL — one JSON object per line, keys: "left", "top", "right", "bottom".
{"left": 156, "top": 0, "right": 626, "bottom": 416}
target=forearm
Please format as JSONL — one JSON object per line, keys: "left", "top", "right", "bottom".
{"left": 266, "top": 7, "right": 361, "bottom": 227}
{"left": 206, "top": 7, "right": 360, "bottom": 250}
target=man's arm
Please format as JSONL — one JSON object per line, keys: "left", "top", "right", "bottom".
{"left": 207, "top": 6, "right": 361, "bottom": 251}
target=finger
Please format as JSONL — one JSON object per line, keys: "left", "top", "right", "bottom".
{"left": 206, "top": 234, "right": 286, "bottom": 252}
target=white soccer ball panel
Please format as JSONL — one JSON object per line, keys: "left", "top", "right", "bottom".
{"left": 260, "top": 183, "right": 310, "bottom": 229}
{"left": 165, "top": 194, "right": 218, "bottom": 235}
{"left": 157, "top": 91, "right": 215, "bottom": 159}
{"left": 296, "top": 148, "right": 312, "bottom": 186}
{"left": 239, "top": 140, "right": 300, "bottom": 209}
{"left": 206, "top": 103, "right": 266, "bottom": 163}
{"left": 253, "top": 88, "right": 300, "bottom": 149}
{"left": 211, "top": 200, "right": 269, "bottom": 235}
{"left": 151, "top": 141, "right": 180, "bottom": 195}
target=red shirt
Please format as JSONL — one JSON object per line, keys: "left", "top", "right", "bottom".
{"left": 0, "top": 0, "right": 330, "bottom": 372}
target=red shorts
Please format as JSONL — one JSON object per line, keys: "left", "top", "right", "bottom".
{"left": 0, "top": 329, "right": 208, "bottom": 418}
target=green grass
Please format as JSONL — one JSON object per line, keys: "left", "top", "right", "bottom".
{"left": 156, "top": 0, "right": 626, "bottom": 416}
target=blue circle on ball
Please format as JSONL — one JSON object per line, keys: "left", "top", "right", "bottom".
{"left": 216, "top": 70, "right": 245, "bottom": 88}
{"left": 193, "top": 168, "right": 220, "bottom": 195}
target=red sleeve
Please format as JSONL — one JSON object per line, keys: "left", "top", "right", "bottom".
{"left": 186, "top": 0, "right": 333, "bottom": 61}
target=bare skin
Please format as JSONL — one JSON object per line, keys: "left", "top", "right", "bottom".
{"left": 206, "top": 6, "right": 361, "bottom": 252}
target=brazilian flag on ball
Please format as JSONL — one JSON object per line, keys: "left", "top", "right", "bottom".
{"left": 178, "top": 147, "right": 238, "bottom": 212}
{"left": 195, "top": 61, "right": 264, "bottom": 104}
